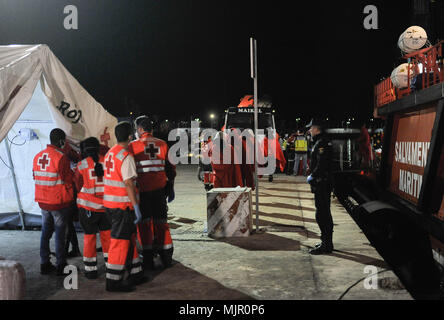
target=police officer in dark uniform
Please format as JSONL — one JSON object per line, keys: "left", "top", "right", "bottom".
{"left": 306, "top": 119, "right": 334, "bottom": 254}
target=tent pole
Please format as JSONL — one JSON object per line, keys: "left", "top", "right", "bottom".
{"left": 4, "top": 139, "right": 26, "bottom": 230}
{"left": 251, "top": 37, "right": 260, "bottom": 232}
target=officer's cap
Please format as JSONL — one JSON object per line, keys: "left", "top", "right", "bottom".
{"left": 306, "top": 118, "right": 324, "bottom": 129}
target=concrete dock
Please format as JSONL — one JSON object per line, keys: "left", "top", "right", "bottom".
{"left": 0, "top": 165, "right": 411, "bottom": 300}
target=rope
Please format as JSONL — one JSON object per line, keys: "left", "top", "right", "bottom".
{"left": 337, "top": 269, "right": 391, "bottom": 300}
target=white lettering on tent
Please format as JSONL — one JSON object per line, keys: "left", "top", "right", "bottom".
{"left": 56, "top": 101, "right": 82, "bottom": 124}
{"left": 63, "top": 5, "right": 78, "bottom": 30}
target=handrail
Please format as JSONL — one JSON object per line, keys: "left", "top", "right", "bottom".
{"left": 374, "top": 40, "right": 444, "bottom": 116}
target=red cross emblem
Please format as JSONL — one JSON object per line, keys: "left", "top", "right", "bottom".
{"left": 89, "top": 168, "right": 104, "bottom": 183}
{"left": 38, "top": 153, "right": 50, "bottom": 171}
{"left": 145, "top": 143, "right": 159, "bottom": 159}
{"left": 105, "top": 153, "right": 114, "bottom": 176}
{"left": 100, "top": 127, "right": 111, "bottom": 147}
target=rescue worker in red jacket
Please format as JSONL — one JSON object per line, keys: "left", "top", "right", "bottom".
{"left": 128, "top": 118, "right": 176, "bottom": 270}
{"left": 357, "top": 122, "right": 372, "bottom": 168}
{"left": 74, "top": 137, "right": 111, "bottom": 279}
{"left": 33, "top": 128, "right": 74, "bottom": 275}
{"left": 209, "top": 131, "right": 243, "bottom": 188}
{"left": 103, "top": 122, "right": 144, "bottom": 292}
{"left": 234, "top": 128, "right": 255, "bottom": 189}
{"left": 262, "top": 129, "right": 287, "bottom": 181}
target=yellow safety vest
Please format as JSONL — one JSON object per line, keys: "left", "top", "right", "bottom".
{"left": 295, "top": 137, "right": 308, "bottom": 152}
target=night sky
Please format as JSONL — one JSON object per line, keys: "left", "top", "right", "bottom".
{"left": 0, "top": 0, "right": 443, "bottom": 127}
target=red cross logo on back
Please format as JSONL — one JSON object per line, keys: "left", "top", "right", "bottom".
{"left": 38, "top": 153, "right": 51, "bottom": 171}
{"left": 105, "top": 154, "right": 114, "bottom": 176}
{"left": 100, "top": 127, "right": 111, "bottom": 147}
{"left": 89, "top": 168, "right": 104, "bottom": 184}
{"left": 145, "top": 143, "right": 159, "bottom": 159}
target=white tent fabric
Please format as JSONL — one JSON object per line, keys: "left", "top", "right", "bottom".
{"left": 0, "top": 44, "right": 118, "bottom": 228}
{"left": 0, "top": 45, "right": 117, "bottom": 145}
{"left": 0, "top": 82, "right": 55, "bottom": 226}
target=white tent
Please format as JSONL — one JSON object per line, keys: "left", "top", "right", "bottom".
{"left": 0, "top": 45, "right": 118, "bottom": 228}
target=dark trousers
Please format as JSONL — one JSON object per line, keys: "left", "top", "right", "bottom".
{"left": 286, "top": 150, "right": 295, "bottom": 175}
{"left": 313, "top": 182, "right": 334, "bottom": 243}
{"left": 65, "top": 221, "right": 79, "bottom": 252}
{"left": 40, "top": 206, "right": 71, "bottom": 267}
{"left": 65, "top": 205, "right": 79, "bottom": 254}
{"left": 139, "top": 189, "right": 173, "bottom": 267}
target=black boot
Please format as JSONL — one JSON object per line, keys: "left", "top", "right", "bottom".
{"left": 142, "top": 250, "right": 155, "bottom": 270}
{"left": 309, "top": 243, "right": 333, "bottom": 255}
{"left": 159, "top": 249, "right": 173, "bottom": 269}
{"left": 56, "top": 263, "right": 69, "bottom": 276}
{"left": 40, "top": 261, "right": 56, "bottom": 275}
{"left": 85, "top": 271, "right": 98, "bottom": 279}
{"left": 313, "top": 242, "right": 323, "bottom": 249}
{"left": 309, "top": 234, "right": 333, "bottom": 255}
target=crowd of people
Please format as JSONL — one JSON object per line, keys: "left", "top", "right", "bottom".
{"left": 32, "top": 116, "right": 380, "bottom": 292}
{"left": 279, "top": 121, "right": 377, "bottom": 175}
{"left": 279, "top": 129, "right": 310, "bottom": 176}
{"left": 198, "top": 128, "right": 287, "bottom": 189}
{"left": 32, "top": 116, "right": 175, "bottom": 292}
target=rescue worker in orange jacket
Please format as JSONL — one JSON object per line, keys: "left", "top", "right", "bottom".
{"left": 262, "top": 129, "right": 287, "bottom": 181}
{"left": 103, "top": 122, "right": 144, "bottom": 292}
{"left": 128, "top": 118, "right": 176, "bottom": 270}
{"left": 33, "top": 128, "right": 74, "bottom": 276}
{"left": 235, "top": 128, "right": 255, "bottom": 189}
{"left": 209, "top": 131, "right": 243, "bottom": 188}
{"left": 74, "top": 137, "right": 111, "bottom": 279}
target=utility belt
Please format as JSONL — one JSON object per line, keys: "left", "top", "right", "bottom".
{"left": 308, "top": 175, "right": 332, "bottom": 193}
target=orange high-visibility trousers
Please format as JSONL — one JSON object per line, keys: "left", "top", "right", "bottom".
{"left": 79, "top": 208, "right": 111, "bottom": 275}
{"left": 105, "top": 208, "right": 143, "bottom": 285}
{"left": 83, "top": 231, "right": 110, "bottom": 273}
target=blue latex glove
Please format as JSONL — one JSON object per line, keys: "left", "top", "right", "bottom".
{"left": 166, "top": 181, "right": 175, "bottom": 203}
{"left": 307, "top": 174, "right": 314, "bottom": 183}
{"left": 167, "top": 188, "right": 175, "bottom": 203}
{"left": 134, "top": 204, "right": 142, "bottom": 225}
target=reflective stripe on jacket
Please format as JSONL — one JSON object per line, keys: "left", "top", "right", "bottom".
{"left": 33, "top": 145, "right": 74, "bottom": 205}
{"left": 128, "top": 132, "right": 169, "bottom": 192}
{"left": 103, "top": 145, "right": 134, "bottom": 210}
{"left": 76, "top": 156, "right": 105, "bottom": 212}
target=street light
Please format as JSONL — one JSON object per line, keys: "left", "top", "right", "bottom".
{"left": 210, "top": 114, "right": 215, "bottom": 128}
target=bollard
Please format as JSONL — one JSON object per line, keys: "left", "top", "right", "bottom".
{"left": 0, "top": 261, "right": 26, "bottom": 300}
